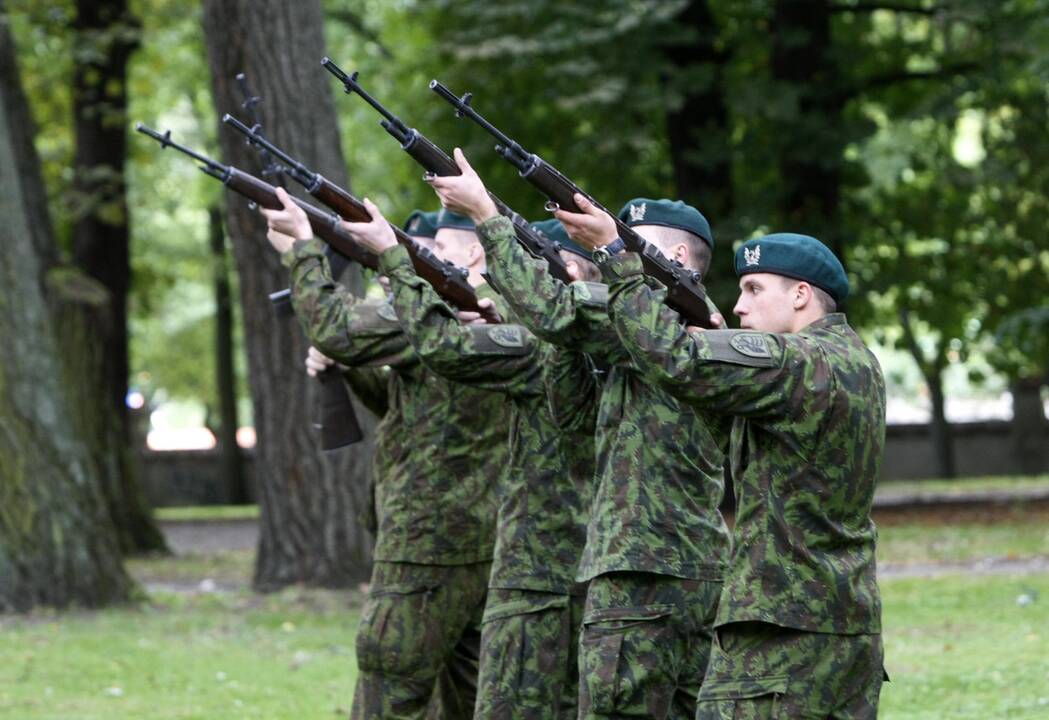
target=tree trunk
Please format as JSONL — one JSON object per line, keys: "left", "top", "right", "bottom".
{"left": 210, "top": 206, "right": 248, "bottom": 504}
{"left": 926, "top": 363, "right": 955, "bottom": 479}
{"left": 900, "top": 310, "right": 955, "bottom": 478}
{"left": 69, "top": 0, "right": 166, "bottom": 554}
{"left": 0, "top": 5, "right": 132, "bottom": 610}
{"left": 661, "top": 0, "right": 733, "bottom": 223}
{"left": 770, "top": 0, "right": 846, "bottom": 260}
{"left": 201, "top": 0, "right": 375, "bottom": 590}
{"left": 1010, "top": 375, "right": 1048, "bottom": 475}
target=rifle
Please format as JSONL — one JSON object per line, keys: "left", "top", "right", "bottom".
{"left": 429, "top": 81, "right": 714, "bottom": 329}
{"left": 221, "top": 114, "right": 499, "bottom": 322}
{"left": 135, "top": 122, "right": 365, "bottom": 449}
{"left": 235, "top": 73, "right": 360, "bottom": 319}
{"left": 321, "top": 58, "right": 572, "bottom": 284}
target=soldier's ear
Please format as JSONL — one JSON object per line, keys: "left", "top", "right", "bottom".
{"left": 793, "top": 281, "right": 811, "bottom": 310}
{"left": 674, "top": 243, "right": 690, "bottom": 266}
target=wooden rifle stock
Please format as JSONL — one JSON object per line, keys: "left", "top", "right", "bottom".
{"left": 219, "top": 114, "right": 497, "bottom": 321}
{"left": 429, "top": 82, "right": 714, "bottom": 328}
{"left": 319, "top": 61, "right": 571, "bottom": 283}
{"left": 134, "top": 122, "right": 365, "bottom": 449}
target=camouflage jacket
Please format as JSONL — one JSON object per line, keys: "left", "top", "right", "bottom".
{"left": 379, "top": 243, "right": 596, "bottom": 594}
{"left": 477, "top": 216, "right": 730, "bottom": 583}
{"left": 603, "top": 251, "right": 885, "bottom": 634}
{"left": 283, "top": 238, "right": 503, "bottom": 566}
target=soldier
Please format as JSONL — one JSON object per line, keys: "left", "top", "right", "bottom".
{"left": 341, "top": 202, "right": 599, "bottom": 719}
{"left": 259, "top": 188, "right": 507, "bottom": 720}
{"left": 571, "top": 209, "right": 887, "bottom": 717}
{"left": 299, "top": 209, "right": 444, "bottom": 539}
{"left": 426, "top": 150, "right": 732, "bottom": 720}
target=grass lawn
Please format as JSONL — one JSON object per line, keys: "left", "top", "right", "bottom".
{"left": 876, "top": 504, "right": 1049, "bottom": 566}
{"left": 877, "top": 473, "right": 1049, "bottom": 498}
{"left": 0, "top": 589, "right": 361, "bottom": 720}
{"left": 2, "top": 502, "right": 1048, "bottom": 718}
{"left": 880, "top": 574, "right": 1049, "bottom": 718}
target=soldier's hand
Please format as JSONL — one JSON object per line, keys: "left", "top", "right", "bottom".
{"left": 305, "top": 346, "right": 336, "bottom": 377}
{"left": 458, "top": 297, "right": 501, "bottom": 324}
{"left": 266, "top": 228, "right": 297, "bottom": 254}
{"left": 341, "top": 198, "right": 397, "bottom": 253}
{"left": 456, "top": 296, "right": 498, "bottom": 325}
{"left": 260, "top": 187, "right": 311, "bottom": 241}
{"left": 426, "top": 148, "right": 499, "bottom": 225}
{"left": 687, "top": 313, "right": 725, "bottom": 334}
{"left": 555, "top": 194, "right": 617, "bottom": 250}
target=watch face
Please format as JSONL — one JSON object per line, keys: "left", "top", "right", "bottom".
{"left": 593, "top": 248, "right": 611, "bottom": 264}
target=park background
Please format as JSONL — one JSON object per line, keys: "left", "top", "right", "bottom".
{"left": 1, "top": 0, "right": 1047, "bottom": 717}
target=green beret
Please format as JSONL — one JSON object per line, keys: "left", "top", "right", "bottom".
{"left": 617, "top": 197, "right": 714, "bottom": 249}
{"left": 529, "top": 218, "right": 592, "bottom": 261}
{"left": 734, "top": 233, "right": 849, "bottom": 305}
{"left": 435, "top": 208, "right": 475, "bottom": 231}
{"left": 402, "top": 210, "right": 439, "bottom": 238}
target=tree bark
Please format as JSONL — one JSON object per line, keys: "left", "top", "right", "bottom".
{"left": 67, "top": 0, "right": 166, "bottom": 554}
{"left": 901, "top": 309, "right": 955, "bottom": 478}
{"left": 201, "top": 0, "right": 375, "bottom": 590}
{"left": 210, "top": 206, "right": 248, "bottom": 504}
{"left": 0, "top": 4, "right": 132, "bottom": 610}
{"left": 661, "top": 0, "right": 733, "bottom": 223}
{"left": 770, "top": 0, "right": 847, "bottom": 260}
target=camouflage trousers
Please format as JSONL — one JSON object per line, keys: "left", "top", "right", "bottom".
{"left": 578, "top": 571, "right": 722, "bottom": 720}
{"left": 696, "top": 621, "right": 885, "bottom": 719}
{"left": 474, "top": 587, "right": 586, "bottom": 720}
{"left": 351, "top": 561, "right": 489, "bottom": 720}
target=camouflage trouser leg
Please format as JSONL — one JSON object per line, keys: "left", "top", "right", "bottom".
{"left": 695, "top": 622, "right": 885, "bottom": 719}
{"left": 473, "top": 588, "right": 585, "bottom": 720}
{"left": 351, "top": 561, "right": 489, "bottom": 720}
{"left": 578, "top": 572, "right": 722, "bottom": 720}
{"left": 427, "top": 620, "right": 482, "bottom": 719}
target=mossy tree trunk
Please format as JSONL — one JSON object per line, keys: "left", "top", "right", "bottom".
{"left": 70, "top": 0, "right": 166, "bottom": 554}
{"left": 0, "top": 3, "right": 132, "bottom": 610}
{"left": 202, "top": 0, "right": 375, "bottom": 590}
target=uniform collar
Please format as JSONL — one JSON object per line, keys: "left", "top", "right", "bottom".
{"left": 801, "top": 312, "right": 847, "bottom": 334}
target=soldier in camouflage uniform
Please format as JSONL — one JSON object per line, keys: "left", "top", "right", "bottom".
{"left": 301, "top": 209, "right": 444, "bottom": 538}
{"left": 259, "top": 191, "right": 506, "bottom": 720}
{"left": 572, "top": 214, "right": 887, "bottom": 717}
{"left": 341, "top": 202, "right": 599, "bottom": 719}
{"left": 426, "top": 150, "right": 732, "bottom": 720}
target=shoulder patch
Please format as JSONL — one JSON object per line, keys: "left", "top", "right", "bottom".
{"left": 704, "top": 331, "right": 779, "bottom": 368}
{"left": 375, "top": 303, "right": 399, "bottom": 323}
{"left": 729, "top": 332, "right": 772, "bottom": 358}
{"left": 487, "top": 324, "right": 525, "bottom": 348}
{"left": 574, "top": 281, "right": 609, "bottom": 308}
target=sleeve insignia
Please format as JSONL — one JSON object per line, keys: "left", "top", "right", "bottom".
{"left": 729, "top": 332, "right": 772, "bottom": 358}
{"left": 375, "top": 303, "right": 400, "bottom": 323}
{"left": 487, "top": 325, "right": 525, "bottom": 348}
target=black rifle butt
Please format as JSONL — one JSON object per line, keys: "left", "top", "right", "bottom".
{"left": 315, "top": 367, "right": 364, "bottom": 450}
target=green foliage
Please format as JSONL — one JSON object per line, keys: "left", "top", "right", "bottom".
{"left": 10, "top": 0, "right": 1049, "bottom": 417}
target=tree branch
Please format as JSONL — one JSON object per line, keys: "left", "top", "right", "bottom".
{"left": 327, "top": 9, "right": 392, "bottom": 59}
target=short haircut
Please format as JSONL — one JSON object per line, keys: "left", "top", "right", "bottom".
{"left": 780, "top": 276, "right": 837, "bottom": 313}
{"left": 644, "top": 226, "right": 712, "bottom": 275}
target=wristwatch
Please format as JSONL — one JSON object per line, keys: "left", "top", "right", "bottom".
{"left": 592, "top": 237, "right": 626, "bottom": 264}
